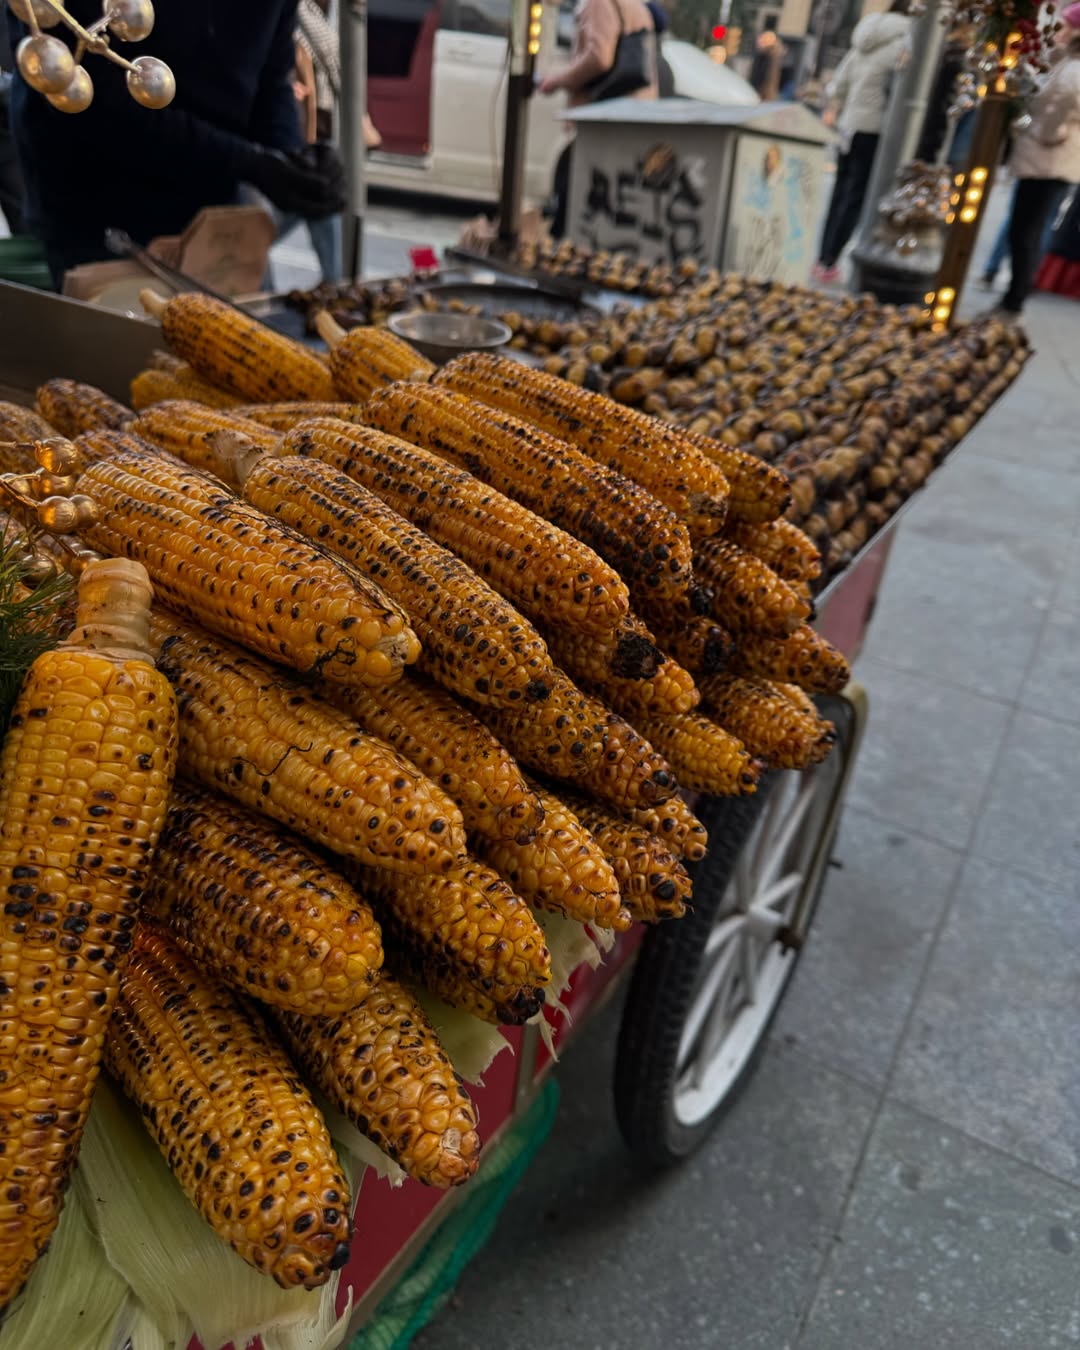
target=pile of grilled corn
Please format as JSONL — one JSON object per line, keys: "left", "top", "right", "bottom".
{"left": 0, "top": 289, "right": 855, "bottom": 1308}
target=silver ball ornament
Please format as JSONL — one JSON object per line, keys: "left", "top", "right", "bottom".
{"left": 46, "top": 62, "right": 93, "bottom": 112}
{"left": 7, "top": 0, "right": 61, "bottom": 28}
{"left": 16, "top": 33, "right": 75, "bottom": 94}
{"left": 126, "top": 54, "right": 175, "bottom": 108}
{"left": 106, "top": 0, "right": 154, "bottom": 43}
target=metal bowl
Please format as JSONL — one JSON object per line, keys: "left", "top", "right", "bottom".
{"left": 387, "top": 309, "right": 512, "bottom": 364}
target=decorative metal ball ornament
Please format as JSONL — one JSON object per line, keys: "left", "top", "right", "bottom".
{"left": 7, "top": 0, "right": 61, "bottom": 28}
{"left": 6, "top": 0, "right": 174, "bottom": 115}
{"left": 105, "top": 0, "right": 154, "bottom": 43}
{"left": 16, "top": 32, "right": 75, "bottom": 93}
{"left": 126, "top": 53, "right": 174, "bottom": 108}
{"left": 46, "top": 61, "right": 93, "bottom": 111}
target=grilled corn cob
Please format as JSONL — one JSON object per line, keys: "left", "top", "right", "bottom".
{"left": 0, "top": 559, "right": 177, "bottom": 1308}
{"left": 676, "top": 428, "right": 792, "bottom": 525}
{"left": 288, "top": 419, "right": 630, "bottom": 637}
{"left": 699, "top": 673, "right": 836, "bottom": 770}
{"left": 774, "top": 681, "right": 820, "bottom": 720}
{"left": 323, "top": 674, "right": 544, "bottom": 844}
{"left": 129, "top": 365, "right": 243, "bottom": 411}
{"left": 73, "top": 427, "right": 181, "bottom": 469}
{"left": 150, "top": 611, "right": 465, "bottom": 874}
{"left": 368, "top": 384, "right": 696, "bottom": 606}
{"left": 231, "top": 401, "right": 367, "bottom": 430}
{"left": 632, "top": 711, "right": 761, "bottom": 796}
{"left": 0, "top": 401, "right": 55, "bottom": 444}
{"left": 723, "top": 518, "right": 822, "bottom": 585}
{"left": 559, "top": 795, "right": 690, "bottom": 922}
{"left": 130, "top": 400, "right": 282, "bottom": 483}
{"left": 435, "top": 352, "right": 731, "bottom": 534}
{"left": 476, "top": 782, "right": 629, "bottom": 930}
{"left": 646, "top": 610, "right": 734, "bottom": 677}
{"left": 76, "top": 451, "right": 419, "bottom": 687}
{"left": 315, "top": 314, "right": 435, "bottom": 398}
{"left": 544, "top": 614, "right": 700, "bottom": 716}
{"left": 142, "top": 289, "right": 338, "bottom": 402}
{"left": 361, "top": 859, "right": 551, "bottom": 1021}
{"left": 728, "top": 625, "right": 850, "bottom": 695}
{"left": 275, "top": 974, "right": 480, "bottom": 1188}
{"left": 627, "top": 795, "right": 708, "bottom": 863}
{"left": 240, "top": 453, "right": 558, "bottom": 708}
{"left": 473, "top": 669, "right": 606, "bottom": 780}
{"left": 35, "top": 379, "right": 131, "bottom": 438}
{"left": 143, "top": 781, "right": 383, "bottom": 1014}
{"left": 375, "top": 926, "right": 542, "bottom": 1026}
{"left": 0, "top": 439, "right": 40, "bottom": 477}
{"left": 694, "top": 537, "right": 811, "bottom": 638}
{"left": 105, "top": 928, "right": 351, "bottom": 1288}
{"left": 577, "top": 705, "right": 679, "bottom": 810}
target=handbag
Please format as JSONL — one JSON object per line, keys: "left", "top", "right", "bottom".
{"left": 584, "top": 0, "right": 652, "bottom": 103}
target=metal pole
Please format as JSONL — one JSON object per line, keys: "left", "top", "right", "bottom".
{"left": 849, "top": 0, "right": 944, "bottom": 289}
{"left": 497, "top": 0, "right": 534, "bottom": 248}
{"left": 339, "top": 0, "right": 367, "bottom": 281}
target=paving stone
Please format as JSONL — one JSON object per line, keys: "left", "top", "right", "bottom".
{"left": 1022, "top": 607, "right": 1080, "bottom": 725}
{"left": 800, "top": 1101, "right": 1080, "bottom": 1350}
{"left": 775, "top": 808, "right": 962, "bottom": 1086}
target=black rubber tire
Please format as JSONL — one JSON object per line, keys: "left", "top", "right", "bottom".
{"left": 614, "top": 695, "right": 855, "bottom": 1168}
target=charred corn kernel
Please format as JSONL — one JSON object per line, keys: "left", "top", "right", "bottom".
{"left": 476, "top": 781, "right": 629, "bottom": 931}
{"left": 231, "top": 401, "right": 367, "bottom": 430}
{"left": 729, "top": 625, "right": 850, "bottom": 696}
{"left": 435, "top": 352, "right": 730, "bottom": 534}
{"left": 677, "top": 427, "right": 792, "bottom": 525}
{"left": 105, "top": 928, "right": 351, "bottom": 1289}
{"left": 34, "top": 379, "right": 131, "bottom": 439}
{"left": 323, "top": 673, "right": 543, "bottom": 844}
{"left": 151, "top": 611, "right": 465, "bottom": 875}
{"left": 243, "top": 455, "right": 557, "bottom": 709}
{"left": 0, "top": 401, "right": 55, "bottom": 445}
{"left": 0, "top": 559, "right": 177, "bottom": 1308}
{"left": 699, "top": 673, "right": 836, "bottom": 770}
{"left": 632, "top": 711, "right": 760, "bottom": 796}
{"left": 77, "top": 453, "right": 419, "bottom": 688}
{"left": 545, "top": 614, "right": 699, "bottom": 717}
{"left": 694, "top": 538, "right": 810, "bottom": 638}
{"left": 130, "top": 400, "right": 282, "bottom": 483}
{"left": 276, "top": 974, "right": 479, "bottom": 1188}
{"left": 369, "top": 384, "right": 695, "bottom": 606}
{"left": 361, "top": 858, "right": 551, "bottom": 1007}
{"left": 316, "top": 316, "right": 435, "bottom": 398}
{"left": 723, "top": 518, "right": 822, "bottom": 584}
{"left": 646, "top": 610, "right": 734, "bottom": 676}
{"left": 374, "top": 923, "right": 543, "bottom": 1026}
{"left": 474, "top": 669, "right": 606, "bottom": 780}
{"left": 774, "top": 682, "right": 820, "bottom": 720}
{"left": 143, "top": 780, "right": 383, "bottom": 1014}
{"left": 73, "top": 428, "right": 187, "bottom": 471}
{"left": 288, "top": 419, "right": 630, "bottom": 638}
{"left": 129, "top": 365, "right": 243, "bottom": 411}
{"left": 628, "top": 795, "right": 708, "bottom": 863}
{"left": 577, "top": 704, "right": 679, "bottom": 810}
{"left": 143, "top": 289, "right": 338, "bottom": 402}
{"left": 560, "top": 794, "right": 690, "bottom": 922}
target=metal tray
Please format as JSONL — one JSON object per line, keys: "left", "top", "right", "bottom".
{"left": 418, "top": 280, "right": 598, "bottom": 323}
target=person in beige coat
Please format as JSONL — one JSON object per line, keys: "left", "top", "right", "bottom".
{"left": 999, "top": 5, "right": 1080, "bottom": 314}
{"left": 538, "top": 0, "right": 658, "bottom": 235}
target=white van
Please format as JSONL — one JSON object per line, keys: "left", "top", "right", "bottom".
{"left": 365, "top": 0, "right": 758, "bottom": 203}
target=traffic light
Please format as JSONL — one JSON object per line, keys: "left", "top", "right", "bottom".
{"left": 712, "top": 23, "right": 726, "bottom": 40}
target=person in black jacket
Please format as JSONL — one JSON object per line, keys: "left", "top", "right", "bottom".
{"left": 8, "top": 0, "right": 343, "bottom": 283}
{"left": 0, "top": 21, "right": 24, "bottom": 235}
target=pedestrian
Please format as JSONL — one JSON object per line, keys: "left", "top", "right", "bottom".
{"left": 917, "top": 24, "right": 974, "bottom": 163}
{"left": 537, "top": 0, "right": 658, "bottom": 238}
{"left": 812, "top": 0, "right": 912, "bottom": 283}
{"left": 7, "top": 0, "right": 344, "bottom": 287}
{"left": 978, "top": 177, "right": 1069, "bottom": 289}
{"left": 994, "top": 4, "right": 1080, "bottom": 317}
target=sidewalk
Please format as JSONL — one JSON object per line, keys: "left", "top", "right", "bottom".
{"left": 413, "top": 281, "right": 1080, "bottom": 1347}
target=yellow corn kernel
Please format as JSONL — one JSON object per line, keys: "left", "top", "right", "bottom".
{"left": 632, "top": 711, "right": 761, "bottom": 796}
{"left": 694, "top": 537, "right": 811, "bottom": 638}
{"left": 699, "top": 673, "right": 837, "bottom": 770}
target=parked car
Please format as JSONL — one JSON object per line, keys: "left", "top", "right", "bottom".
{"left": 366, "top": 0, "right": 759, "bottom": 203}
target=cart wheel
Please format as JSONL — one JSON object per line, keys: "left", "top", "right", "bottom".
{"left": 614, "top": 686, "right": 867, "bottom": 1167}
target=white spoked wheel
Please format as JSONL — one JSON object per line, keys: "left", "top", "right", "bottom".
{"left": 615, "top": 688, "right": 866, "bottom": 1166}
{"left": 672, "top": 752, "right": 843, "bottom": 1128}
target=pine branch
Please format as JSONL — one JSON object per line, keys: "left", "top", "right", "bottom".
{"left": 0, "top": 534, "right": 74, "bottom": 736}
